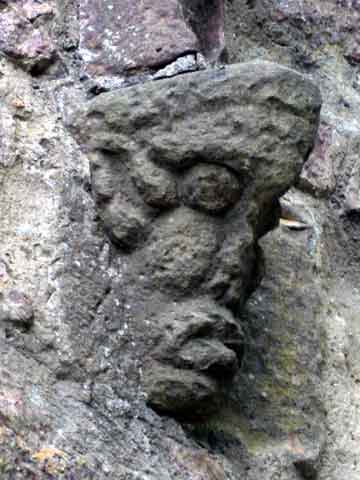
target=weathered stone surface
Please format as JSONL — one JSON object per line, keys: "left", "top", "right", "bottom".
{"left": 180, "top": 0, "right": 226, "bottom": 61}
{"left": 152, "top": 53, "right": 206, "bottom": 80}
{"left": 6, "top": 0, "right": 360, "bottom": 477}
{"left": 79, "top": 0, "right": 226, "bottom": 86}
{"left": 131, "top": 152, "right": 179, "bottom": 208}
{"left": 181, "top": 164, "right": 241, "bottom": 214}
{"left": 299, "top": 122, "right": 336, "bottom": 197}
{"left": 79, "top": 0, "right": 198, "bottom": 79}
{"left": 225, "top": 0, "right": 360, "bottom": 73}
{"left": 177, "top": 339, "right": 238, "bottom": 375}
{"left": 345, "top": 38, "right": 360, "bottom": 65}
{"left": 342, "top": 136, "right": 360, "bottom": 214}
{"left": 171, "top": 446, "right": 227, "bottom": 480}
{"left": 152, "top": 298, "right": 245, "bottom": 355}
{"left": 144, "top": 363, "right": 219, "bottom": 418}
{"left": 0, "top": 104, "right": 16, "bottom": 168}
{"left": 345, "top": 172, "right": 360, "bottom": 214}
{"left": 73, "top": 62, "right": 321, "bottom": 196}
{"left": 70, "top": 60, "right": 321, "bottom": 419}
{"left": 102, "top": 194, "right": 150, "bottom": 249}
{"left": 238, "top": 205, "right": 325, "bottom": 440}
{"left": 224, "top": 2, "right": 360, "bottom": 479}
{"left": 144, "top": 207, "right": 218, "bottom": 292}
{"left": 0, "top": 1, "right": 56, "bottom": 73}
{"left": 89, "top": 152, "right": 118, "bottom": 201}
{"left": 146, "top": 298, "right": 243, "bottom": 416}
{"left": 0, "top": 58, "right": 119, "bottom": 478}
{"left": 0, "top": 289, "right": 34, "bottom": 328}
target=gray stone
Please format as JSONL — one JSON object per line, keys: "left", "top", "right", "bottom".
{"left": 180, "top": 0, "right": 226, "bottom": 61}
{"left": 239, "top": 219, "right": 324, "bottom": 436}
{"left": 144, "top": 207, "right": 218, "bottom": 292}
{"left": 345, "top": 38, "right": 360, "bottom": 65}
{"left": 145, "top": 299, "right": 243, "bottom": 416}
{"left": 181, "top": 164, "right": 241, "bottom": 214}
{"left": 207, "top": 218, "right": 258, "bottom": 308}
{"left": 131, "top": 151, "right": 179, "bottom": 208}
{"left": 102, "top": 194, "right": 149, "bottom": 249}
{"left": 73, "top": 62, "right": 321, "bottom": 201}
{"left": 70, "top": 60, "right": 321, "bottom": 421}
{"left": 0, "top": 0, "right": 359, "bottom": 479}
{"left": 223, "top": 2, "right": 360, "bottom": 478}
{"left": 342, "top": 137, "right": 360, "bottom": 214}
{"left": 152, "top": 298, "right": 244, "bottom": 353}
{"left": 90, "top": 162, "right": 117, "bottom": 201}
{"left": 0, "top": 289, "right": 34, "bottom": 328}
{"left": 144, "top": 362, "right": 219, "bottom": 418}
{"left": 0, "top": 105, "right": 16, "bottom": 168}
{"left": 152, "top": 54, "right": 206, "bottom": 80}
{"left": 177, "top": 339, "right": 238, "bottom": 376}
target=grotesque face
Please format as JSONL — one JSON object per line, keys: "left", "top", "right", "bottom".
{"left": 90, "top": 147, "right": 250, "bottom": 418}
{"left": 72, "top": 61, "right": 321, "bottom": 420}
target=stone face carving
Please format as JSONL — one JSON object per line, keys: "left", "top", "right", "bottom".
{"left": 71, "top": 61, "right": 321, "bottom": 419}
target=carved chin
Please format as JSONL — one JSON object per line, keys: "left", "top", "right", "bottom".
{"left": 71, "top": 60, "right": 321, "bottom": 421}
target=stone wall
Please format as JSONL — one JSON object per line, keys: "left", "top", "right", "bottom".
{"left": 0, "top": 1, "right": 357, "bottom": 479}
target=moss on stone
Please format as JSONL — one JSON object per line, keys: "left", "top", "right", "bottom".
{"left": 190, "top": 407, "right": 272, "bottom": 454}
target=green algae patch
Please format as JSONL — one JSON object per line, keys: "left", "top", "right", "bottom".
{"left": 190, "top": 407, "right": 272, "bottom": 455}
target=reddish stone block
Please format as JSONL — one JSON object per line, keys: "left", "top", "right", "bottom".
{"left": 0, "top": 1, "right": 55, "bottom": 73}
{"left": 299, "top": 123, "right": 336, "bottom": 197}
{"left": 79, "top": 0, "right": 226, "bottom": 83}
{"left": 79, "top": 0, "right": 199, "bottom": 78}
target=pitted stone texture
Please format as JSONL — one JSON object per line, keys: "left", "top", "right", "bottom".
{"left": 299, "top": 122, "right": 336, "bottom": 198}
{"left": 144, "top": 363, "right": 219, "bottom": 418}
{"left": 0, "top": 1, "right": 55, "bottom": 73}
{"left": 208, "top": 218, "right": 258, "bottom": 308}
{"left": 73, "top": 61, "right": 321, "bottom": 200}
{"left": 131, "top": 152, "right": 179, "bottom": 208}
{"left": 345, "top": 38, "right": 360, "bottom": 65}
{"left": 177, "top": 339, "right": 238, "bottom": 376}
{"left": 151, "top": 298, "right": 245, "bottom": 361}
{"left": 0, "top": 105, "right": 16, "bottom": 168}
{"left": 0, "top": 289, "right": 34, "bottom": 328}
{"left": 181, "top": 164, "right": 241, "bottom": 214}
{"left": 90, "top": 153, "right": 119, "bottom": 201}
{"left": 79, "top": 0, "right": 199, "bottom": 79}
{"left": 71, "top": 61, "right": 321, "bottom": 420}
{"left": 145, "top": 298, "right": 243, "bottom": 419}
{"left": 144, "top": 207, "right": 218, "bottom": 292}
{"left": 102, "top": 194, "right": 150, "bottom": 249}
{"left": 179, "top": 0, "right": 226, "bottom": 61}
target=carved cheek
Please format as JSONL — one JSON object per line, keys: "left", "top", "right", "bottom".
{"left": 143, "top": 207, "right": 218, "bottom": 292}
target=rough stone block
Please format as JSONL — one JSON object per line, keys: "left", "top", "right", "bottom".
{"left": 70, "top": 61, "right": 321, "bottom": 420}
{"left": 0, "top": 1, "right": 55, "bottom": 73}
{"left": 79, "top": 0, "right": 198, "bottom": 78}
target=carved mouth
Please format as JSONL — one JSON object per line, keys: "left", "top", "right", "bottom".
{"left": 143, "top": 298, "right": 244, "bottom": 419}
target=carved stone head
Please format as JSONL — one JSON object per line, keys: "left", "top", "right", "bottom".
{"left": 71, "top": 61, "right": 321, "bottom": 420}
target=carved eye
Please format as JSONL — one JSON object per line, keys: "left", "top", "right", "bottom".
{"left": 181, "top": 164, "right": 242, "bottom": 214}
{"left": 131, "top": 153, "right": 179, "bottom": 209}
